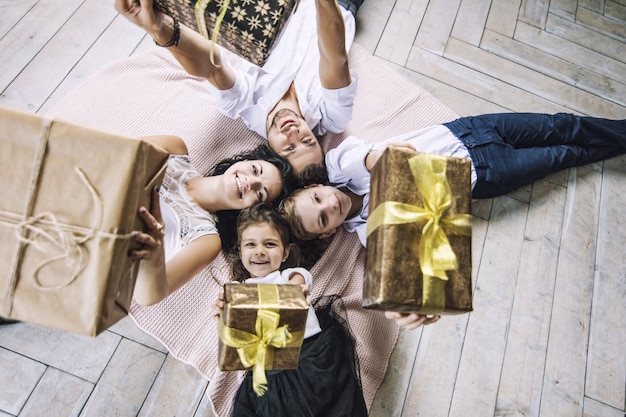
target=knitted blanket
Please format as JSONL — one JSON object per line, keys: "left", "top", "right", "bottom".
{"left": 49, "top": 43, "right": 458, "bottom": 416}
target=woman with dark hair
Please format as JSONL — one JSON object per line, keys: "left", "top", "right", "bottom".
{"left": 128, "top": 135, "right": 298, "bottom": 306}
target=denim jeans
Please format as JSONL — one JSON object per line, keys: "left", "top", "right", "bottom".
{"left": 443, "top": 113, "right": 626, "bottom": 199}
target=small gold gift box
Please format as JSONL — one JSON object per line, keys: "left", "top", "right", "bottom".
{"left": 218, "top": 283, "right": 308, "bottom": 394}
{"left": 363, "top": 147, "right": 473, "bottom": 315}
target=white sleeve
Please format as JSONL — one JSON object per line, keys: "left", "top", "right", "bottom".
{"left": 325, "top": 136, "right": 373, "bottom": 194}
{"left": 281, "top": 267, "right": 313, "bottom": 287}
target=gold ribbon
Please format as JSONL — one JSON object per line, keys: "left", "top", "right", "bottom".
{"left": 218, "top": 284, "right": 304, "bottom": 396}
{"left": 194, "top": 0, "right": 230, "bottom": 67}
{"left": 366, "top": 153, "right": 471, "bottom": 312}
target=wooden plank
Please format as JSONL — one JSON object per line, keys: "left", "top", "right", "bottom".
{"left": 513, "top": 21, "right": 626, "bottom": 86}
{"left": 369, "top": 327, "right": 422, "bottom": 416}
{"left": 383, "top": 60, "right": 509, "bottom": 116}
{"left": 481, "top": 27, "right": 626, "bottom": 107}
{"left": 406, "top": 45, "right": 569, "bottom": 114}
{"left": 443, "top": 37, "right": 626, "bottom": 118}
{"left": 138, "top": 355, "right": 209, "bottom": 416}
{"left": 376, "top": 0, "right": 429, "bottom": 66}
{"left": 576, "top": 5, "right": 626, "bottom": 40}
{"left": 19, "top": 368, "right": 93, "bottom": 417}
{"left": 0, "top": 0, "right": 84, "bottom": 92}
{"left": 585, "top": 155, "right": 626, "bottom": 410}
{"left": 605, "top": 0, "right": 626, "bottom": 22}
{"left": 107, "top": 316, "right": 168, "bottom": 354}
{"left": 549, "top": 0, "right": 578, "bottom": 20}
{"left": 0, "top": 0, "right": 118, "bottom": 112}
{"left": 0, "top": 0, "right": 38, "bottom": 38}
{"left": 520, "top": 0, "right": 551, "bottom": 28}
{"left": 194, "top": 392, "right": 218, "bottom": 417}
{"left": 449, "top": 196, "right": 529, "bottom": 417}
{"left": 539, "top": 165, "right": 602, "bottom": 417}
{"left": 494, "top": 179, "right": 566, "bottom": 417}
{"left": 450, "top": 0, "right": 491, "bottom": 47}
{"left": 583, "top": 396, "right": 625, "bottom": 417}
{"left": 485, "top": 0, "right": 522, "bottom": 38}
{"left": 353, "top": 0, "right": 396, "bottom": 53}
{"left": 545, "top": 12, "right": 626, "bottom": 63}
{"left": 0, "top": 322, "right": 120, "bottom": 383}
{"left": 413, "top": 0, "right": 462, "bottom": 55}
{"left": 39, "top": 14, "right": 147, "bottom": 115}
{"left": 0, "top": 347, "right": 46, "bottom": 415}
{"left": 403, "top": 214, "right": 488, "bottom": 417}
{"left": 579, "top": 0, "right": 606, "bottom": 14}
{"left": 80, "top": 338, "right": 165, "bottom": 417}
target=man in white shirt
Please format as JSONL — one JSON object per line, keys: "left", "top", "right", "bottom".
{"left": 114, "top": 0, "right": 359, "bottom": 175}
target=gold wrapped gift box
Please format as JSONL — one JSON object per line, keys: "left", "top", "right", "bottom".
{"left": 363, "top": 147, "right": 473, "bottom": 315}
{"left": 153, "top": 0, "right": 299, "bottom": 66}
{"left": 0, "top": 106, "right": 169, "bottom": 336}
{"left": 219, "top": 283, "right": 308, "bottom": 394}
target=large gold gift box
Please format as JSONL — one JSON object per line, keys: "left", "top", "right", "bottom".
{"left": 219, "top": 283, "right": 307, "bottom": 394}
{"left": 363, "top": 147, "right": 473, "bottom": 315}
{"left": 153, "top": 0, "right": 298, "bottom": 66}
{"left": 0, "top": 106, "right": 169, "bottom": 336}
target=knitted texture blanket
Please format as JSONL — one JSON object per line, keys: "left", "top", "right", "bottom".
{"left": 49, "top": 43, "right": 458, "bottom": 416}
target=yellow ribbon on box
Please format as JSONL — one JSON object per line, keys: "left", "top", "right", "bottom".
{"left": 366, "top": 153, "right": 472, "bottom": 313}
{"left": 194, "top": 0, "right": 230, "bottom": 66}
{"left": 218, "top": 284, "right": 304, "bottom": 396}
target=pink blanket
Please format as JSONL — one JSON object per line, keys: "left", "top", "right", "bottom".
{"left": 49, "top": 43, "right": 458, "bottom": 416}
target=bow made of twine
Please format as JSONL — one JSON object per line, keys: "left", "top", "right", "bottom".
{"left": 366, "top": 153, "right": 471, "bottom": 312}
{"left": 2, "top": 116, "right": 135, "bottom": 316}
{"left": 218, "top": 284, "right": 304, "bottom": 396}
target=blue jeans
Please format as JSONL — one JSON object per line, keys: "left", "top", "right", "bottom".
{"left": 444, "top": 113, "right": 626, "bottom": 199}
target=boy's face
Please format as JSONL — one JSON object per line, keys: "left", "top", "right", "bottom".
{"left": 294, "top": 185, "right": 352, "bottom": 239}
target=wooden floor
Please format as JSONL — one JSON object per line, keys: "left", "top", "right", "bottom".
{"left": 1, "top": 0, "right": 625, "bottom": 416}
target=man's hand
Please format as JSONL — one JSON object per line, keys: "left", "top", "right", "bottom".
{"left": 384, "top": 311, "right": 441, "bottom": 330}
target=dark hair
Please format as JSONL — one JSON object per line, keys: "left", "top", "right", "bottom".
{"left": 231, "top": 204, "right": 301, "bottom": 281}
{"left": 213, "top": 144, "right": 300, "bottom": 254}
{"left": 297, "top": 163, "right": 329, "bottom": 187}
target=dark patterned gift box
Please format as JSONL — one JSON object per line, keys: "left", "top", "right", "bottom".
{"left": 153, "top": 0, "right": 299, "bottom": 66}
{"left": 363, "top": 147, "right": 473, "bottom": 315}
{"left": 218, "top": 283, "right": 308, "bottom": 395}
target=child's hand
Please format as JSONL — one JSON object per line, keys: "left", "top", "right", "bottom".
{"left": 213, "top": 292, "right": 225, "bottom": 318}
{"left": 299, "top": 284, "right": 312, "bottom": 306}
{"left": 384, "top": 311, "right": 441, "bottom": 330}
{"left": 365, "top": 142, "right": 416, "bottom": 171}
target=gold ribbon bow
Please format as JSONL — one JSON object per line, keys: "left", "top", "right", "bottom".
{"left": 218, "top": 284, "right": 304, "bottom": 396}
{"left": 366, "top": 153, "right": 472, "bottom": 313}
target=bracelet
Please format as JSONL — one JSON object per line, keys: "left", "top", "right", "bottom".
{"left": 153, "top": 17, "right": 180, "bottom": 48}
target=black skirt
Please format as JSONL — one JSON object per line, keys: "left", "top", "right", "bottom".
{"left": 232, "top": 296, "right": 368, "bottom": 417}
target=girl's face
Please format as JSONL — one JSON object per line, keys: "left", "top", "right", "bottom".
{"left": 293, "top": 185, "right": 352, "bottom": 239}
{"left": 221, "top": 160, "right": 283, "bottom": 210}
{"left": 240, "top": 223, "right": 289, "bottom": 277}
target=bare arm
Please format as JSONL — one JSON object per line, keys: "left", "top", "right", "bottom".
{"left": 114, "top": 0, "right": 236, "bottom": 89}
{"left": 315, "top": 0, "right": 352, "bottom": 89}
{"left": 141, "top": 135, "right": 188, "bottom": 155}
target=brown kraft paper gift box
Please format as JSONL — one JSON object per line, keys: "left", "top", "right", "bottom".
{"left": 363, "top": 147, "right": 473, "bottom": 315}
{"left": 153, "top": 0, "right": 299, "bottom": 66}
{"left": 218, "top": 283, "right": 308, "bottom": 373}
{"left": 0, "top": 106, "right": 169, "bottom": 336}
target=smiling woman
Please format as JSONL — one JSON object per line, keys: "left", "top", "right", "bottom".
{"left": 128, "top": 135, "right": 298, "bottom": 306}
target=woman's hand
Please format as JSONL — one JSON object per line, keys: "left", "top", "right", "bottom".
{"left": 114, "top": 0, "right": 168, "bottom": 39}
{"left": 129, "top": 187, "right": 165, "bottom": 262}
{"left": 384, "top": 311, "right": 441, "bottom": 330}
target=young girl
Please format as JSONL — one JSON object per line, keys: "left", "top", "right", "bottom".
{"left": 128, "top": 135, "right": 297, "bottom": 306}
{"left": 216, "top": 204, "right": 367, "bottom": 417}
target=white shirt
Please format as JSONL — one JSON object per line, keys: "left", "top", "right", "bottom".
{"left": 325, "top": 126, "right": 476, "bottom": 247}
{"left": 245, "top": 267, "right": 322, "bottom": 339}
{"left": 210, "top": 0, "right": 358, "bottom": 138}
{"left": 159, "top": 155, "right": 218, "bottom": 261}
